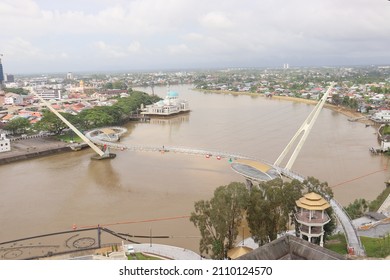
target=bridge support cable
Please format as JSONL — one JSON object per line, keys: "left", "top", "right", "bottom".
{"left": 34, "top": 94, "right": 107, "bottom": 157}
{"left": 274, "top": 83, "right": 335, "bottom": 170}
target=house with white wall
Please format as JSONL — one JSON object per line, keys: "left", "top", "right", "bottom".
{"left": 0, "top": 133, "right": 11, "bottom": 152}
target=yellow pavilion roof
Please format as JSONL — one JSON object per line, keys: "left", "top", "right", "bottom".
{"left": 100, "top": 128, "right": 116, "bottom": 135}
{"left": 234, "top": 159, "right": 272, "bottom": 173}
{"left": 295, "top": 192, "right": 330, "bottom": 210}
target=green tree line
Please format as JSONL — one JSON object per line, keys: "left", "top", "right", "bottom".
{"left": 3, "top": 87, "right": 30, "bottom": 95}
{"left": 345, "top": 186, "right": 390, "bottom": 219}
{"left": 4, "top": 91, "right": 161, "bottom": 135}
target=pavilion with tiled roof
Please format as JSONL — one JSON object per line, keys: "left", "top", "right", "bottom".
{"left": 295, "top": 192, "right": 331, "bottom": 247}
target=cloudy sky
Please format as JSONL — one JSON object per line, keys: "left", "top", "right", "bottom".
{"left": 1, "top": 0, "right": 389, "bottom": 73}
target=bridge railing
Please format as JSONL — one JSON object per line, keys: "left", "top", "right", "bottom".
{"left": 276, "top": 167, "right": 306, "bottom": 182}
{"left": 330, "top": 198, "right": 365, "bottom": 256}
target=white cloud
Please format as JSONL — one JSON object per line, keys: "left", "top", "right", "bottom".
{"left": 167, "top": 44, "right": 191, "bottom": 55}
{"left": 94, "top": 41, "right": 128, "bottom": 58}
{"left": 200, "top": 12, "right": 233, "bottom": 29}
{"left": 94, "top": 41, "right": 142, "bottom": 58}
{"left": 0, "top": 0, "right": 389, "bottom": 72}
{"left": 127, "top": 41, "right": 141, "bottom": 53}
{"left": 2, "top": 37, "right": 67, "bottom": 60}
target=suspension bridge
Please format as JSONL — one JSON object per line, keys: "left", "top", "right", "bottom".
{"left": 36, "top": 83, "right": 366, "bottom": 257}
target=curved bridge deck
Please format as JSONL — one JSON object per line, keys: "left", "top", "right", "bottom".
{"left": 85, "top": 129, "right": 366, "bottom": 257}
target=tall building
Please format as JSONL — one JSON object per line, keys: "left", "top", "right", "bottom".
{"left": 6, "top": 74, "right": 14, "bottom": 83}
{"left": 0, "top": 57, "right": 4, "bottom": 88}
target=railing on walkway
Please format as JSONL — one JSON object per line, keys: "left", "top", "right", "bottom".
{"left": 278, "top": 166, "right": 366, "bottom": 257}
{"left": 329, "top": 198, "right": 365, "bottom": 256}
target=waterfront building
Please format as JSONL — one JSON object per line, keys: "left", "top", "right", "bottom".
{"left": 380, "top": 136, "right": 390, "bottom": 152}
{"left": 376, "top": 124, "right": 390, "bottom": 152}
{"left": 0, "top": 133, "right": 11, "bottom": 153}
{"left": 141, "top": 90, "right": 189, "bottom": 116}
{"left": 371, "top": 109, "right": 390, "bottom": 123}
{"left": 295, "top": 192, "right": 331, "bottom": 247}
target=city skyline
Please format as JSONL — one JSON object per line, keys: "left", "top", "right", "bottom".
{"left": 1, "top": 0, "right": 390, "bottom": 74}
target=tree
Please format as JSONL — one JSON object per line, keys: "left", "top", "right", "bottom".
{"left": 3, "top": 87, "right": 29, "bottom": 95}
{"left": 35, "top": 110, "right": 75, "bottom": 134}
{"left": 113, "top": 80, "right": 128, "bottom": 90}
{"left": 345, "top": 198, "right": 369, "bottom": 219}
{"left": 246, "top": 179, "right": 303, "bottom": 245}
{"left": 4, "top": 117, "right": 31, "bottom": 134}
{"left": 103, "top": 82, "right": 113, "bottom": 90}
{"left": 192, "top": 177, "right": 337, "bottom": 253}
{"left": 76, "top": 107, "right": 114, "bottom": 129}
{"left": 190, "top": 182, "right": 249, "bottom": 259}
{"left": 103, "top": 80, "right": 127, "bottom": 90}
{"left": 303, "top": 176, "right": 334, "bottom": 198}
{"left": 332, "top": 93, "right": 341, "bottom": 105}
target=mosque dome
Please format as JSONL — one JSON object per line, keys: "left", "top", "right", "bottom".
{"left": 167, "top": 91, "right": 179, "bottom": 97}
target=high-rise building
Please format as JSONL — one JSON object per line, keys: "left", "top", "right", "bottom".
{"left": 6, "top": 74, "right": 14, "bottom": 83}
{"left": 0, "top": 57, "right": 4, "bottom": 87}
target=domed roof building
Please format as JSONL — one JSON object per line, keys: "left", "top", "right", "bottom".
{"left": 167, "top": 91, "right": 179, "bottom": 98}
{"left": 141, "top": 90, "right": 189, "bottom": 116}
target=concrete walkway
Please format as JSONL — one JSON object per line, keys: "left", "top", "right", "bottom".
{"left": 0, "top": 137, "right": 71, "bottom": 164}
{"left": 131, "top": 244, "right": 204, "bottom": 260}
{"left": 330, "top": 198, "right": 365, "bottom": 256}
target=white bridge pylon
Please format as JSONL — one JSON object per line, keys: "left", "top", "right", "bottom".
{"left": 274, "top": 83, "right": 335, "bottom": 171}
{"left": 34, "top": 94, "right": 108, "bottom": 158}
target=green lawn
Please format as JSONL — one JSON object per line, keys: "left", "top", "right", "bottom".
{"left": 56, "top": 134, "right": 83, "bottom": 143}
{"left": 326, "top": 234, "right": 390, "bottom": 258}
{"left": 325, "top": 234, "right": 348, "bottom": 255}
{"left": 127, "top": 253, "right": 164, "bottom": 260}
{"left": 360, "top": 235, "right": 390, "bottom": 258}
{"left": 381, "top": 125, "right": 390, "bottom": 135}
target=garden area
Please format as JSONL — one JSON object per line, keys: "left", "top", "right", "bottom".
{"left": 325, "top": 233, "right": 390, "bottom": 258}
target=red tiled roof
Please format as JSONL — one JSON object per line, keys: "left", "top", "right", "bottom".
{"left": 2, "top": 114, "right": 14, "bottom": 120}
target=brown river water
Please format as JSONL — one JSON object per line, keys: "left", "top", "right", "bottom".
{"left": 0, "top": 84, "right": 389, "bottom": 253}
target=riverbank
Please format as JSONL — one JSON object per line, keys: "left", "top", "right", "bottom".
{"left": 273, "top": 95, "right": 373, "bottom": 125}
{"left": 0, "top": 137, "right": 73, "bottom": 165}
{"left": 197, "top": 89, "right": 373, "bottom": 125}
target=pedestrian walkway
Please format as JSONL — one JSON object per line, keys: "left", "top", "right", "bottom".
{"left": 131, "top": 244, "right": 204, "bottom": 260}
{"left": 330, "top": 199, "right": 365, "bottom": 256}
{"left": 0, "top": 137, "right": 70, "bottom": 164}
